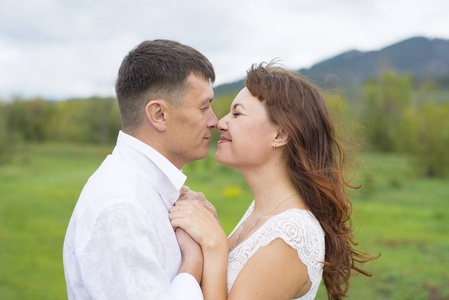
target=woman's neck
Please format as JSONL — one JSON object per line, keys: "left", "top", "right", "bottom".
{"left": 240, "top": 161, "right": 304, "bottom": 215}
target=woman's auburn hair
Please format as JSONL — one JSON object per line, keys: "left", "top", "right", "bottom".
{"left": 245, "top": 62, "right": 377, "bottom": 300}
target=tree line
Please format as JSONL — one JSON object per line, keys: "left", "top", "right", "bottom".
{"left": 1, "top": 73, "right": 448, "bottom": 177}
{"left": 0, "top": 96, "right": 121, "bottom": 162}
{"left": 359, "top": 73, "right": 449, "bottom": 177}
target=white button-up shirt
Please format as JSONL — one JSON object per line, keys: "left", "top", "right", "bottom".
{"left": 63, "top": 131, "right": 203, "bottom": 300}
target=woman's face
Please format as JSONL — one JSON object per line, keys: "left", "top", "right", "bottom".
{"left": 215, "top": 88, "right": 279, "bottom": 169}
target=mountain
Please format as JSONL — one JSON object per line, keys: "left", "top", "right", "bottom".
{"left": 213, "top": 36, "right": 449, "bottom": 97}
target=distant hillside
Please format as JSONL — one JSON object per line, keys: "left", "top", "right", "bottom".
{"left": 213, "top": 80, "right": 245, "bottom": 97}
{"left": 214, "top": 36, "right": 449, "bottom": 97}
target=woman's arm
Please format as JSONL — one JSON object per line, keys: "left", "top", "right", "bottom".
{"left": 169, "top": 196, "right": 228, "bottom": 300}
{"left": 170, "top": 193, "right": 312, "bottom": 299}
{"left": 228, "top": 238, "right": 311, "bottom": 300}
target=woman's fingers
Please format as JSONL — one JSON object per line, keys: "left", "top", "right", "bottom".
{"left": 195, "top": 192, "right": 220, "bottom": 224}
{"left": 169, "top": 199, "right": 219, "bottom": 244}
{"left": 181, "top": 185, "right": 190, "bottom": 192}
{"left": 179, "top": 187, "right": 204, "bottom": 204}
{"left": 179, "top": 186, "right": 199, "bottom": 199}
{"left": 169, "top": 199, "right": 203, "bottom": 223}
{"left": 175, "top": 191, "right": 221, "bottom": 226}
{"left": 169, "top": 214, "right": 185, "bottom": 229}
{"left": 174, "top": 198, "right": 199, "bottom": 207}
{"left": 196, "top": 192, "right": 206, "bottom": 201}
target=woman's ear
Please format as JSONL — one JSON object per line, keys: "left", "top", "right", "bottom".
{"left": 144, "top": 100, "right": 168, "bottom": 132}
{"left": 272, "top": 128, "right": 289, "bottom": 149}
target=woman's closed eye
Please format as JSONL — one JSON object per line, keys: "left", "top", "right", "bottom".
{"left": 232, "top": 112, "right": 241, "bottom": 117}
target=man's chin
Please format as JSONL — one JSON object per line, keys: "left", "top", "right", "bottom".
{"left": 190, "top": 151, "right": 209, "bottom": 163}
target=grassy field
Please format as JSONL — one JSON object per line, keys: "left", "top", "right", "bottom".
{"left": 0, "top": 143, "right": 448, "bottom": 299}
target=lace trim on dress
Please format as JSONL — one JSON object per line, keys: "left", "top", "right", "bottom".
{"left": 227, "top": 201, "right": 325, "bottom": 300}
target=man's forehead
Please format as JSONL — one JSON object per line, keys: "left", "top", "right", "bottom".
{"left": 186, "top": 73, "right": 210, "bottom": 86}
{"left": 184, "top": 75, "right": 213, "bottom": 102}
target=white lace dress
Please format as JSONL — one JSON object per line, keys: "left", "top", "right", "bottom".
{"left": 227, "top": 201, "right": 325, "bottom": 299}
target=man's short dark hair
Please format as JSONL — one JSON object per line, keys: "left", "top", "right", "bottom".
{"left": 115, "top": 39, "right": 215, "bottom": 131}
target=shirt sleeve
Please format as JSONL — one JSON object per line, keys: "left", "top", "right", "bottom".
{"left": 76, "top": 202, "right": 203, "bottom": 300}
{"left": 171, "top": 273, "right": 203, "bottom": 300}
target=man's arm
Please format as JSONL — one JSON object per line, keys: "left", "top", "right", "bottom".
{"left": 176, "top": 228, "right": 203, "bottom": 284}
{"left": 76, "top": 202, "right": 203, "bottom": 300}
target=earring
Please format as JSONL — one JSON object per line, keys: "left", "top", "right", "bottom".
{"left": 273, "top": 144, "right": 277, "bottom": 150}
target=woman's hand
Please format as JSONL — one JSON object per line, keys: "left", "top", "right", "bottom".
{"left": 179, "top": 186, "right": 221, "bottom": 225}
{"left": 173, "top": 187, "right": 228, "bottom": 300}
{"left": 170, "top": 190, "right": 226, "bottom": 251}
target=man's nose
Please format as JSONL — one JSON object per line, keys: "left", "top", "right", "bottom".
{"left": 207, "top": 109, "right": 219, "bottom": 128}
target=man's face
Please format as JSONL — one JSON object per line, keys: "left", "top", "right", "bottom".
{"left": 165, "top": 73, "right": 218, "bottom": 168}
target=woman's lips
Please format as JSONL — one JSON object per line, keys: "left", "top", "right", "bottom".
{"left": 218, "top": 137, "right": 232, "bottom": 144}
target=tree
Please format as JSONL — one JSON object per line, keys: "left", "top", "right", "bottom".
{"left": 399, "top": 101, "right": 449, "bottom": 177}
{"left": 360, "top": 73, "right": 413, "bottom": 152}
{"left": 0, "top": 103, "right": 15, "bottom": 163}
{"left": 7, "top": 97, "right": 54, "bottom": 142}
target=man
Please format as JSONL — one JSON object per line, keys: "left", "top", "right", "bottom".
{"left": 63, "top": 40, "right": 218, "bottom": 299}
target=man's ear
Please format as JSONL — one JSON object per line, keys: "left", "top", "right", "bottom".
{"left": 272, "top": 128, "right": 289, "bottom": 149}
{"left": 144, "top": 100, "right": 168, "bottom": 132}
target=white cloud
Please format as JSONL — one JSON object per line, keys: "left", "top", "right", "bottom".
{"left": 0, "top": 0, "right": 448, "bottom": 99}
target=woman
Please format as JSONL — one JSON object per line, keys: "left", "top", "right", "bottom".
{"left": 169, "top": 62, "right": 374, "bottom": 299}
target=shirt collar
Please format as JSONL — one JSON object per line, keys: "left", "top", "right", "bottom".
{"left": 117, "top": 131, "right": 187, "bottom": 200}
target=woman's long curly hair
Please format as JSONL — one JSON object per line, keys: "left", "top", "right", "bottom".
{"left": 245, "top": 62, "right": 376, "bottom": 300}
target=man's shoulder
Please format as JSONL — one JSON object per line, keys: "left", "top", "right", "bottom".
{"left": 89, "top": 154, "right": 133, "bottom": 182}
{"left": 75, "top": 150, "right": 169, "bottom": 218}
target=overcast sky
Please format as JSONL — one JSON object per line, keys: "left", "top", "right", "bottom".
{"left": 1, "top": 0, "right": 448, "bottom": 100}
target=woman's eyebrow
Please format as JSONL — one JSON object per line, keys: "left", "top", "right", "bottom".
{"left": 232, "top": 103, "right": 244, "bottom": 110}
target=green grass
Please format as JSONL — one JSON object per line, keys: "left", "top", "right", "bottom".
{"left": 0, "top": 143, "right": 448, "bottom": 299}
{"left": 0, "top": 143, "right": 112, "bottom": 300}
{"left": 339, "top": 154, "right": 449, "bottom": 300}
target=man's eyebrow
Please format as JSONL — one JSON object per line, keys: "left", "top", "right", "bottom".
{"left": 201, "top": 98, "right": 213, "bottom": 105}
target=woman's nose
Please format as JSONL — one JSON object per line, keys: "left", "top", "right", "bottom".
{"left": 217, "top": 114, "right": 230, "bottom": 132}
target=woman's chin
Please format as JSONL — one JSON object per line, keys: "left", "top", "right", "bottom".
{"left": 215, "top": 152, "right": 232, "bottom": 166}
